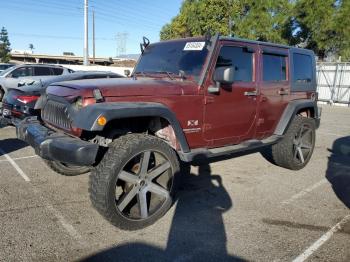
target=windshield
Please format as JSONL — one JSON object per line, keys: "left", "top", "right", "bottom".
{"left": 0, "top": 66, "right": 15, "bottom": 76}
{"left": 134, "top": 40, "right": 209, "bottom": 82}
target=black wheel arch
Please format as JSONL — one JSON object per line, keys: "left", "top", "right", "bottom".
{"left": 274, "top": 99, "right": 320, "bottom": 136}
{"left": 72, "top": 102, "right": 190, "bottom": 153}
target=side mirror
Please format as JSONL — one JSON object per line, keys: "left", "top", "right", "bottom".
{"left": 208, "top": 66, "right": 235, "bottom": 93}
{"left": 124, "top": 69, "right": 131, "bottom": 77}
{"left": 213, "top": 66, "right": 235, "bottom": 84}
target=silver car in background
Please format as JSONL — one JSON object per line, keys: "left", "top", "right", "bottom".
{"left": 0, "top": 64, "right": 73, "bottom": 100}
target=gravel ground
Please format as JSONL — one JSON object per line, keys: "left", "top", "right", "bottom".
{"left": 0, "top": 105, "right": 349, "bottom": 262}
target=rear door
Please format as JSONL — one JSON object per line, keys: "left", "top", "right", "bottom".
{"left": 255, "top": 47, "right": 291, "bottom": 139}
{"left": 203, "top": 41, "right": 259, "bottom": 147}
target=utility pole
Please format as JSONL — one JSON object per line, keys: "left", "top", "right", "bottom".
{"left": 228, "top": 0, "right": 233, "bottom": 37}
{"left": 92, "top": 10, "right": 95, "bottom": 64}
{"left": 83, "top": 0, "right": 89, "bottom": 65}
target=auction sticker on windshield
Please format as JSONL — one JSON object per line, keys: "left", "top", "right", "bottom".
{"left": 183, "top": 42, "right": 206, "bottom": 51}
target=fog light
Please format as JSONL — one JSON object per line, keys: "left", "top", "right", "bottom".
{"left": 97, "top": 116, "right": 107, "bottom": 126}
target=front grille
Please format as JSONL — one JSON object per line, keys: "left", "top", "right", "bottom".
{"left": 42, "top": 100, "right": 71, "bottom": 130}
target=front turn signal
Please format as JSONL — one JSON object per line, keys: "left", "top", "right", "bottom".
{"left": 97, "top": 116, "right": 107, "bottom": 126}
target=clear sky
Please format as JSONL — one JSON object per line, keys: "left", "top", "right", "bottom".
{"left": 0, "top": 0, "right": 183, "bottom": 57}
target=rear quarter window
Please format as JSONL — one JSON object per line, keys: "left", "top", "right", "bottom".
{"left": 293, "top": 53, "right": 312, "bottom": 83}
{"left": 291, "top": 52, "right": 315, "bottom": 92}
{"left": 34, "top": 67, "right": 52, "bottom": 76}
{"left": 51, "top": 68, "right": 64, "bottom": 75}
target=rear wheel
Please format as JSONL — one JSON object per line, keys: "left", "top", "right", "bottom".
{"left": 90, "top": 134, "right": 180, "bottom": 230}
{"left": 269, "top": 116, "right": 316, "bottom": 170}
{"left": 44, "top": 160, "right": 91, "bottom": 176}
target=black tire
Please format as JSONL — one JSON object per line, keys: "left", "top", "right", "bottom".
{"left": 90, "top": 134, "right": 180, "bottom": 230}
{"left": 269, "top": 116, "right": 316, "bottom": 170}
{"left": 44, "top": 160, "right": 91, "bottom": 176}
{"left": 0, "top": 87, "right": 4, "bottom": 102}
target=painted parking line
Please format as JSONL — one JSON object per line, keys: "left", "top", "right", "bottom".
{"left": 281, "top": 179, "right": 328, "bottom": 205}
{"left": 292, "top": 214, "right": 350, "bottom": 262}
{"left": 0, "top": 148, "right": 31, "bottom": 182}
{"left": 0, "top": 155, "right": 38, "bottom": 162}
{"left": 0, "top": 147, "right": 86, "bottom": 246}
{"left": 318, "top": 131, "right": 348, "bottom": 138}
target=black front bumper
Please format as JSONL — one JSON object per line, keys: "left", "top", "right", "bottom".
{"left": 16, "top": 119, "right": 99, "bottom": 166}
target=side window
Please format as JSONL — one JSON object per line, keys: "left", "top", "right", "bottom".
{"left": 293, "top": 53, "right": 312, "bottom": 83}
{"left": 11, "top": 67, "right": 32, "bottom": 77}
{"left": 51, "top": 67, "right": 64, "bottom": 75}
{"left": 215, "top": 46, "right": 253, "bottom": 82}
{"left": 263, "top": 54, "right": 287, "bottom": 81}
{"left": 34, "top": 67, "right": 52, "bottom": 76}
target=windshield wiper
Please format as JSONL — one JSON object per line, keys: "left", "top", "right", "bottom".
{"left": 133, "top": 71, "right": 146, "bottom": 77}
{"left": 144, "top": 71, "right": 179, "bottom": 80}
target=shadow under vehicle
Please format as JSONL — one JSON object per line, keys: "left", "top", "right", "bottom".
{"left": 326, "top": 136, "right": 350, "bottom": 208}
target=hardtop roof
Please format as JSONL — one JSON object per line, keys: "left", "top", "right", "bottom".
{"left": 157, "top": 35, "right": 314, "bottom": 55}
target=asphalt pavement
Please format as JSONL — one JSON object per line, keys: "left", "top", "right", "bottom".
{"left": 0, "top": 105, "right": 349, "bottom": 262}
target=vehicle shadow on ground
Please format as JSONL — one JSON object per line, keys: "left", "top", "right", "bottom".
{"left": 83, "top": 163, "right": 246, "bottom": 262}
{"left": 0, "top": 138, "right": 28, "bottom": 155}
{"left": 326, "top": 136, "right": 350, "bottom": 208}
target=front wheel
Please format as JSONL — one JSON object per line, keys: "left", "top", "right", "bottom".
{"left": 89, "top": 134, "right": 180, "bottom": 230}
{"left": 269, "top": 116, "right": 316, "bottom": 170}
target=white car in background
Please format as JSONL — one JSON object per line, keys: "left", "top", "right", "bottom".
{"left": 0, "top": 64, "right": 73, "bottom": 101}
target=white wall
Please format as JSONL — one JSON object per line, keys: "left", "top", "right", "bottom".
{"left": 317, "top": 63, "right": 350, "bottom": 104}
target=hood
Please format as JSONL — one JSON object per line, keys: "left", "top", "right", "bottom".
{"left": 13, "top": 82, "right": 44, "bottom": 94}
{"left": 46, "top": 78, "right": 198, "bottom": 98}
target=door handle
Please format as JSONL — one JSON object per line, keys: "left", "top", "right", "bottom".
{"left": 244, "top": 90, "right": 258, "bottom": 96}
{"left": 278, "top": 89, "right": 289, "bottom": 95}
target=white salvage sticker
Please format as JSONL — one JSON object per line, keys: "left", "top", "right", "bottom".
{"left": 183, "top": 42, "right": 205, "bottom": 51}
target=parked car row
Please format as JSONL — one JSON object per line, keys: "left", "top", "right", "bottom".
{"left": 0, "top": 64, "right": 75, "bottom": 100}
{"left": 0, "top": 69, "right": 124, "bottom": 125}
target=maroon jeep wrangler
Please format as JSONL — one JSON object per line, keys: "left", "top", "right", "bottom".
{"left": 17, "top": 34, "right": 320, "bottom": 230}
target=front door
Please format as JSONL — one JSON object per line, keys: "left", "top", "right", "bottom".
{"left": 203, "top": 43, "right": 259, "bottom": 147}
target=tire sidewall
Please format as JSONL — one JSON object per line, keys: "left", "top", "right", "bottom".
{"left": 286, "top": 116, "right": 316, "bottom": 170}
{"left": 98, "top": 135, "right": 180, "bottom": 229}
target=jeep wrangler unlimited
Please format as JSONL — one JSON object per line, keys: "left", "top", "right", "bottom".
{"left": 17, "top": 34, "right": 320, "bottom": 230}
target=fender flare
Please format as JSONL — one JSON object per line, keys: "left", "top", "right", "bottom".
{"left": 274, "top": 99, "right": 320, "bottom": 136}
{"left": 72, "top": 102, "right": 190, "bottom": 153}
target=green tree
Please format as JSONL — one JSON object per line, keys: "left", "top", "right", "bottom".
{"left": 160, "top": 0, "right": 292, "bottom": 45}
{"left": 0, "top": 27, "right": 11, "bottom": 63}
{"left": 293, "top": 0, "right": 338, "bottom": 59}
{"left": 334, "top": 0, "right": 350, "bottom": 60}
{"left": 233, "top": 0, "right": 293, "bottom": 44}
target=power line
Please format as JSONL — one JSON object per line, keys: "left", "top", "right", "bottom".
{"left": 1, "top": 3, "right": 82, "bottom": 18}
{"left": 92, "top": 7, "right": 164, "bottom": 30}
{"left": 10, "top": 33, "right": 115, "bottom": 41}
{"left": 7, "top": 0, "right": 82, "bottom": 14}
{"left": 93, "top": 0, "right": 176, "bottom": 18}
{"left": 91, "top": 1, "right": 174, "bottom": 22}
